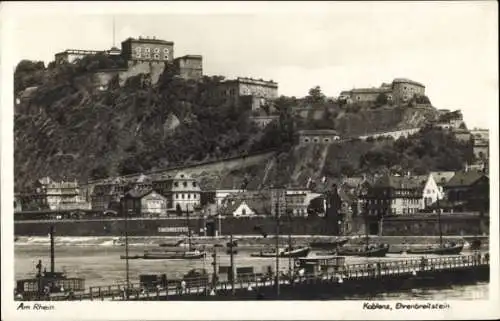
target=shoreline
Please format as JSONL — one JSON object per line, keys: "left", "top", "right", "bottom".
{"left": 14, "top": 235, "right": 489, "bottom": 251}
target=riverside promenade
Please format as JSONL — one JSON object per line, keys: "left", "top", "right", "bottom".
{"left": 25, "top": 253, "right": 489, "bottom": 301}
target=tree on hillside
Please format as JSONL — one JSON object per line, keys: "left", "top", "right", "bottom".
{"left": 306, "top": 86, "right": 326, "bottom": 105}
{"left": 15, "top": 60, "right": 45, "bottom": 73}
{"left": 375, "top": 93, "right": 388, "bottom": 107}
{"left": 14, "top": 60, "right": 47, "bottom": 94}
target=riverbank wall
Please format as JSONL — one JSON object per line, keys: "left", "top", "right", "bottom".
{"left": 15, "top": 213, "right": 489, "bottom": 238}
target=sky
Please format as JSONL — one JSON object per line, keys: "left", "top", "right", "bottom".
{"left": 2, "top": 1, "right": 498, "bottom": 129}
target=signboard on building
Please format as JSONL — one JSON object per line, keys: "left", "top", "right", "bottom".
{"left": 158, "top": 226, "right": 189, "bottom": 233}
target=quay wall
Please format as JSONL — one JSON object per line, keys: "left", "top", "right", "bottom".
{"left": 380, "top": 214, "right": 489, "bottom": 236}
{"left": 14, "top": 214, "right": 489, "bottom": 239}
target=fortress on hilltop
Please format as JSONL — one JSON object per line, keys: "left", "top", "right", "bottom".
{"left": 338, "top": 78, "right": 426, "bottom": 105}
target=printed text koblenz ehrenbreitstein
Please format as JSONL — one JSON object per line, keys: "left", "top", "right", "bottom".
{"left": 363, "top": 302, "right": 451, "bottom": 310}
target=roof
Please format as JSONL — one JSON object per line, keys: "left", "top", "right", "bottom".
{"left": 392, "top": 78, "right": 425, "bottom": 88}
{"left": 350, "top": 87, "right": 391, "bottom": 94}
{"left": 223, "top": 195, "right": 271, "bottom": 215}
{"left": 135, "top": 173, "right": 151, "bottom": 183}
{"left": 430, "top": 171, "right": 456, "bottom": 185}
{"left": 124, "top": 188, "right": 152, "bottom": 199}
{"left": 175, "top": 55, "right": 203, "bottom": 60}
{"left": 445, "top": 170, "right": 487, "bottom": 188}
{"left": 373, "top": 175, "right": 428, "bottom": 190}
{"left": 124, "top": 188, "right": 163, "bottom": 199}
{"left": 122, "top": 37, "right": 174, "bottom": 45}
{"left": 173, "top": 172, "right": 193, "bottom": 180}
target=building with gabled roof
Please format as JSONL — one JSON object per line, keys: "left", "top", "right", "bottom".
{"left": 444, "top": 170, "right": 489, "bottom": 213}
{"left": 121, "top": 188, "right": 168, "bottom": 216}
{"left": 152, "top": 171, "right": 201, "bottom": 213}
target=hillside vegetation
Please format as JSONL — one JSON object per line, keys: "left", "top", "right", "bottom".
{"left": 14, "top": 57, "right": 471, "bottom": 190}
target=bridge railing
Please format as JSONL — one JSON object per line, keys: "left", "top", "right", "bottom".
{"left": 27, "top": 254, "right": 489, "bottom": 301}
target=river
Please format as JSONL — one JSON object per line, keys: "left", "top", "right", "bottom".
{"left": 14, "top": 240, "right": 489, "bottom": 300}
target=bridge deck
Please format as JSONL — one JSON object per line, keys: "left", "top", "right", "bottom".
{"left": 23, "top": 254, "right": 488, "bottom": 301}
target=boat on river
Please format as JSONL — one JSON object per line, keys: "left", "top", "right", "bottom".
{"left": 309, "top": 237, "right": 349, "bottom": 250}
{"left": 406, "top": 242, "right": 463, "bottom": 255}
{"left": 159, "top": 239, "right": 195, "bottom": 248}
{"left": 334, "top": 244, "right": 390, "bottom": 257}
{"left": 143, "top": 249, "right": 206, "bottom": 260}
{"left": 251, "top": 246, "right": 310, "bottom": 258}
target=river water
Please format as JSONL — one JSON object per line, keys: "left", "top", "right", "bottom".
{"left": 14, "top": 239, "right": 489, "bottom": 300}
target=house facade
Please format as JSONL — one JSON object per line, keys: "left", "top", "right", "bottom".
{"left": 285, "top": 188, "right": 310, "bottom": 217}
{"left": 27, "top": 177, "right": 87, "bottom": 211}
{"left": 121, "top": 189, "right": 168, "bottom": 217}
{"left": 173, "top": 55, "right": 203, "bottom": 80}
{"left": 421, "top": 174, "right": 441, "bottom": 208}
{"left": 152, "top": 172, "right": 201, "bottom": 212}
{"left": 214, "top": 77, "right": 278, "bottom": 111}
{"left": 444, "top": 170, "right": 489, "bottom": 213}
{"left": 121, "top": 37, "right": 174, "bottom": 63}
{"left": 430, "top": 171, "right": 456, "bottom": 199}
{"left": 228, "top": 201, "right": 257, "bottom": 217}
{"left": 360, "top": 175, "right": 427, "bottom": 217}
{"left": 91, "top": 178, "right": 127, "bottom": 211}
{"left": 215, "top": 189, "right": 246, "bottom": 207}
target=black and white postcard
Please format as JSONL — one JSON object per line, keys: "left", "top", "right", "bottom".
{"left": 1, "top": 1, "right": 498, "bottom": 320}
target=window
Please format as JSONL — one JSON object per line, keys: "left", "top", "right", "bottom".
{"left": 144, "top": 52, "right": 151, "bottom": 59}
{"left": 241, "top": 208, "right": 246, "bottom": 216}
{"left": 136, "top": 52, "right": 142, "bottom": 58}
{"left": 145, "top": 47, "right": 151, "bottom": 53}
{"left": 183, "top": 182, "right": 187, "bottom": 187}
{"left": 154, "top": 48, "right": 160, "bottom": 53}
{"left": 163, "top": 48, "right": 170, "bottom": 54}
{"left": 182, "top": 194, "right": 185, "bottom": 199}
{"left": 188, "top": 194, "right": 191, "bottom": 199}
{"left": 324, "top": 138, "right": 330, "bottom": 143}
{"left": 304, "top": 138, "right": 310, "bottom": 143}
{"left": 174, "top": 182, "right": 179, "bottom": 187}
{"left": 192, "top": 182, "right": 197, "bottom": 187}
{"left": 153, "top": 54, "right": 160, "bottom": 60}
{"left": 135, "top": 47, "right": 142, "bottom": 53}
{"left": 313, "top": 138, "right": 319, "bottom": 143}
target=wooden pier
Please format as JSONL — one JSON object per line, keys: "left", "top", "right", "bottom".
{"left": 23, "top": 254, "right": 489, "bottom": 301}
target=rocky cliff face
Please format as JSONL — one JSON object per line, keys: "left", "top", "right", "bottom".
{"left": 14, "top": 59, "right": 459, "bottom": 192}
{"left": 336, "top": 106, "right": 438, "bottom": 136}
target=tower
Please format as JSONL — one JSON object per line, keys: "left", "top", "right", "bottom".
{"left": 108, "top": 16, "right": 121, "bottom": 56}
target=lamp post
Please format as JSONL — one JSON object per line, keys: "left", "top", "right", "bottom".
{"left": 287, "top": 210, "right": 292, "bottom": 280}
{"left": 122, "top": 199, "right": 130, "bottom": 300}
{"left": 273, "top": 187, "right": 281, "bottom": 298}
